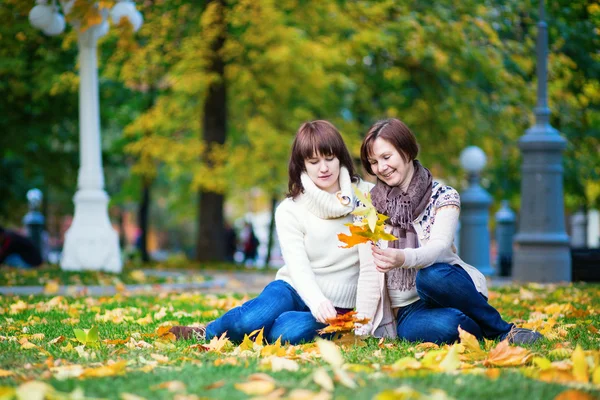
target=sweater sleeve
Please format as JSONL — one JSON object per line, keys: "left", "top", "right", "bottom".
{"left": 355, "top": 242, "right": 380, "bottom": 330}
{"left": 401, "top": 204, "right": 460, "bottom": 269}
{"left": 275, "top": 202, "right": 328, "bottom": 313}
{"left": 353, "top": 180, "right": 380, "bottom": 332}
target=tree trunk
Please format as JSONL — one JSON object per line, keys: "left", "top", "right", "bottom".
{"left": 196, "top": 0, "right": 227, "bottom": 262}
{"left": 138, "top": 180, "right": 151, "bottom": 263}
{"left": 265, "top": 196, "right": 277, "bottom": 267}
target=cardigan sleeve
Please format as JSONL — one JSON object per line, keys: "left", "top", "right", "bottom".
{"left": 353, "top": 180, "right": 380, "bottom": 333}
{"left": 401, "top": 201, "right": 460, "bottom": 269}
{"left": 275, "top": 201, "right": 328, "bottom": 313}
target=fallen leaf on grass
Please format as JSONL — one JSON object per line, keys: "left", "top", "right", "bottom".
{"left": 439, "top": 344, "right": 461, "bottom": 372}
{"left": 554, "top": 390, "right": 598, "bottom": 400}
{"left": 43, "top": 280, "right": 60, "bottom": 295}
{"left": 152, "top": 381, "right": 186, "bottom": 393}
{"left": 313, "top": 368, "right": 334, "bottom": 392}
{"left": 234, "top": 378, "right": 275, "bottom": 396}
{"left": 81, "top": 360, "right": 127, "bottom": 378}
{"left": 287, "top": 389, "right": 331, "bottom": 400}
{"left": 156, "top": 326, "right": 176, "bottom": 342}
{"left": 315, "top": 339, "right": 343, "bottom": 368}
{"left": 484, "top": 340, "right": 532, "bottom": 367}
{"left": 50, "top": 364, "right": 85, "bottom": 380}
{"left": 261, "top": 356, "right": 299, "bottom": 372}
{"left": 0, "top": 370, "right": 14, "bottom": 378}
{"left": 458, "top": 327, "right": 486, "bottom": 360}
{"left": 73, "top": 325, "right": 99, "bottom": 346}
{"left": 0, "top": 387, "right": 16, "bottom": 400}
{"left": 15, "top": 381, "right": 53, "bottom": 400}
{"left": 204, "top": 380, "right": 225, "bottom": 390}
{"left": 48, "top": 335, "right": 65, "bottom": 345}
{"left": 571, "top": 345, "right": 589, "bottom": 383}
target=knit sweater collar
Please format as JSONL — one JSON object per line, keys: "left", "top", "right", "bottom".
{"left": 299, "top": 167, "right": 354, "bottom": 219}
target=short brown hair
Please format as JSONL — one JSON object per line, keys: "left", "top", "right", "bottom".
{"left": 287, "top": 120, "right": 358, "bottom": 198}
{"left": 360, "top": 118, "right": 419, "bottom": 176}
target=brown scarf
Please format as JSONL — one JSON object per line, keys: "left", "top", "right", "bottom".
{"left": 370, "top": 160, "right": 433, "bottom": 290}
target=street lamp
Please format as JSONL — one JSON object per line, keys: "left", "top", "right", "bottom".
{"left": 512, "top": 0, "right": 571, "bottom": 282}
{"left": 459, "top": 146, "right": 494, "bottom": 276}
{"left": 29, "top": 0, "right": 143, "bottom": 273}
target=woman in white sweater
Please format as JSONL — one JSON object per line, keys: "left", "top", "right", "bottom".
{"left": 171, "top": 120, "right": 373, "bottom": 344}
{"left": 354, "top": 118, "right": 543, "bottom": 345}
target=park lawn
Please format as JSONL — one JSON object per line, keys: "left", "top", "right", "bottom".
{"left": 0, "top": 283, "right": 599, "bottom": 400}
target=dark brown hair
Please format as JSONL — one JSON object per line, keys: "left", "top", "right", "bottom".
{"left": 287, "top": 120, "right": 358, "bottom": 198}
{"left": 360, "top": 118, "right": 419, "bottom": 176}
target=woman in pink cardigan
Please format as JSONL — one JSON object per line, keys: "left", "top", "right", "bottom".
{"left": 354, "top": 118, "right": 542, "bottom": 345}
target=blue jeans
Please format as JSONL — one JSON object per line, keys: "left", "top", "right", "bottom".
{"left": 3, "top": 254, "right": 33, "bottom": 269}
{"left": 396, "top": 263, "right": 512, "bottom": 344}
{"left": 206, "top": 280, "right": 332, "bottom": 344}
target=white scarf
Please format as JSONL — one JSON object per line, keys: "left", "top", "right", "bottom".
{"left": 299, "top": 166, "right": 354, "bottom": 219}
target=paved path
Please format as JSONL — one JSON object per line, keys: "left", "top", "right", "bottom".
{"left": 0, "top": 269, "right": 276, "bottom": 296}
{"left": 0, "top": 268, "right": 511, "bottom": 296}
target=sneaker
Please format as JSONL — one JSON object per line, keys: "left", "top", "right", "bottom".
{"left": 504, "top": 327, "right": 544, "bottom": 345}
{"left": 169, "top": 325, "right": 206, "bottom": 341}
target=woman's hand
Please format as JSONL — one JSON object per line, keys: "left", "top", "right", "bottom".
{"left": 313, "top": 299, "right": 338, "bottom": 324}
{"left": 371, "top": 244, "right": 405, "bottom": 273}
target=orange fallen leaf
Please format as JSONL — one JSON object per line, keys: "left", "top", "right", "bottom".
{"left": 156, "top": 326, "right": 176, "bottom": 342}
{"left": 484, "top": 340, "right": 532, "bottom": 367}
{"left": 205, "top": 380, "right": 225, "bottom": 390}
{"left": 554, "top": 390, "right": 597, "bottom": 400}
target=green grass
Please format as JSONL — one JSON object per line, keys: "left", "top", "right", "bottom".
{"left": 1, "top": 284, "right": 599, "bottom": 399}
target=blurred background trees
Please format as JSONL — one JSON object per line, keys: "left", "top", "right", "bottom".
{"left": 1, "top": 0, "right": 598, "bottom": 261}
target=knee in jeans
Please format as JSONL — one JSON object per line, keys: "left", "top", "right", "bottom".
{"left": 229, "top": 311, "right": 264, "bottom": 339}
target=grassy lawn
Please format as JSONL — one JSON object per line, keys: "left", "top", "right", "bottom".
{"left": 0, "top": 282, "right": 599, "bottom": 399}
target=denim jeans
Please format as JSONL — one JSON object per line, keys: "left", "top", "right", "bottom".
{"left": 396, "top": 263, "right": 512, "bottom": 344}
{"left": 206, "top": 280, "right": 335, "bottom": 344}
{"left": 3, "top": 254, "right": 33, "bottom": 269}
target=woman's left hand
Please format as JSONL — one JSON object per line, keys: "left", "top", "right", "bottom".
{"left": 371, "top": 245, "right": 405, "bottom": 273}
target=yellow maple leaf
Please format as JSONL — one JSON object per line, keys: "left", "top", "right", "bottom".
{"left": 571, "top": 345, "right": 589, "bottom": 383}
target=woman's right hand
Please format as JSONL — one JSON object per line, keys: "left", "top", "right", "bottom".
{"left": 313, "top": 299, "right": 337, "bottom": 324}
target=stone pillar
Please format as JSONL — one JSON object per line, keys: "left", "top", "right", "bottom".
{"left": 23, "top": 189, "right": 45, "bottom": 257}
{"left": 495, "top": 200, "right": 516, "bottom": 277}
{"left": 459, "top": 146, "right": 494, "bottom": 276}
{"left": 570, "top": 210, "right": 587, "bottom": 248}
{"left": 513, "top": 0, "right": 571, "bottom": 282}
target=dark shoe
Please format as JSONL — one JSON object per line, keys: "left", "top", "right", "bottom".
{"left": 504, "top": 327, "right": 544, "bottom": 345}
{"left": 169, "top": 325, "right": 206, "bottom": 341}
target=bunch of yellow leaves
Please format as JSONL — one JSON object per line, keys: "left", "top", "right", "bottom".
{"left": 338, "top": 186, "right": 397, "bottom": 248}
{"left": 319, "top": 311, "right": 370, "bottom": 334}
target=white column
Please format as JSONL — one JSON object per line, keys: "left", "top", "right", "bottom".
{"left": 60, "top": 24, "right": 121, "bottom": 272}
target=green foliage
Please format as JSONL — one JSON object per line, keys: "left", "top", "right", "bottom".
{"left": 1, "top": 0, "right": 599, "bottom": 233}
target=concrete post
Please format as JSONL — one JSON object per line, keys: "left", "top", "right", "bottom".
{"left": 513, "top": 0, "right": 571, "bottom": 282}
{"left": 23, "top": 189, "right": 45, "bottom": 256}
{"left": 570, "top": 210, "right": 587, "bottom": 248}
{"left": 495, "top": 200, "right": 516, "bottom": 277}
{"left": 459, "top": 146, "right": 494, "bottom": 276}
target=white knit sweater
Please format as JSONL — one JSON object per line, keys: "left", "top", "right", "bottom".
{"left": 275, "top": 168, "right": 374, "bottom": 314}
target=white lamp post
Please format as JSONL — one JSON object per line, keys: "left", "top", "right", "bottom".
{"left": 29, "top": 0, "right": 143, "bottom": 272}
